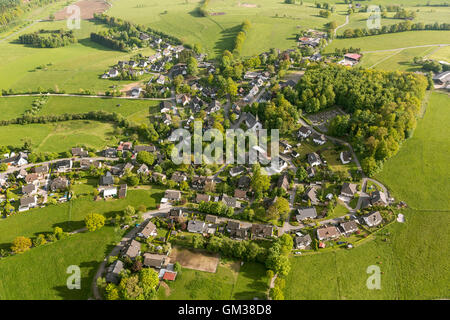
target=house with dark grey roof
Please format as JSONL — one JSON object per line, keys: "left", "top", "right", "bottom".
{"left": 99, "top": 172, "right": 114, "bottom": 186}
{"left": 143, "top": 253, "right": 167, "bottom": 268}
{"left": 251, "top": 224, "right": 273, "bottom": 239}
{"left": 171, "top": 171, "right": 187, "bottom": 183}
{"left": 118, "top": 184, "right": 127, "bottom": 199}
{"left": 277, "top": 174, "right": 289, "bottom": 191}
{"left": 340, "top": 220, "right": 358, "bottom": 235}
{"left": 238, "top": 175, "right": 251, "bottom": 189}
{"left": 103, "top": 148, "right": 117, "bottom": 158}
{"left": 317, "top": 226, "right": 340, "bottom": 241}
{"left": 245, "top": 113, "right": 262, "bottom": 131}
{"left": 54, "top": 160, "right": 72, "bottom": 173}
{"left": 370, "top": 191, "right": 388, "bottom": 207}
{"left": 106, "top": 260, "right": 124, "bottom": 284}
{"left": 295, "top": 234, "right": 312, "bottom": 249}
{"left": 307, "top": 152, "right": 321, "bottom": 167}
{"left": 122, "top": 239, "right": 141, "bottom": 259}
{"left": 164, "top": 190, "right": 181, "bottom": 201}
{"left": 227, "top": 220, "right": 250, "bottom": 239}
{"left": 221, "top": 195, "right": 241, "bottom": 209}
{"left": 296, "top": 207, "right": 317, "bottom": 221}
{"left": 312, "top": 133, "right": 326, "bottom": 145}
{"left": 50, "top": 177, "right": 69, "bottom": 192}
{"left": 138, "top": 220, "right": 157, "bottom": 239}
{"left": 71, "top": 147, "right": 88, "bottom": 157}
{"left": 298, "top": 126, "right": 312, "bottom": 138}
{"left": 187, "top": 220, "right": 206, "bottom": 234}
{"left": 19, "top": 195, "right": 37, "bottom": 212}
{"left": 363, "top": 211, "right": 383, "bottom": 227}
{"left": 340, "top": 182, "right": 358, "bottom": 198}
{"left": 205, "top": 214, "right": 219, "bottom": 224}
{"left": 196, "top": 193, "right": 211, "bottom": 203}
{"left": 22, "top": 183, "right": 37, "bottom": 195}
{"left": 230, "top": 166, "right": 245, "bottom": 177}
{"left": 134, "top": 145, "right": 156, "bottom": 153}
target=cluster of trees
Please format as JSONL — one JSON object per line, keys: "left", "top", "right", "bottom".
{"left": 90, "top": 31, "right": 127, "bottom": 51}
{"left": 393, "top": 9, "right": 416, "bottom": 20}
{"left": 341, "top": 21, "right": 450, "bottom": 38}
{"left": 198, "top": 201, "right": 235, "bottom": 217}
{"left": 412, "top": 57, "right": 449, "bottom": 73}
{"left": 7, "top": 227, "right": 69, "bottom": 255}
{"left": 197, "top": 0, "right": 210, "bottom": 17}
{"left": 319, "top": 10, "right": 331, "bottom": 18}
{"left": 0, "top": 0, "right": 21, "bottom": 26}
{"left": 84, "top": 213, "right": 106, "bottom": 232}
{"left": 18, "top": 29, "right": 77, "bottom": 48}
{"left": 189, "top": 233, "right": 293, "bottom": 278}
{"left": 105, "top": 266, "right": 160, "bottom": 300}
{"left": 232, "top": 20, "right": 251, "bottom": 56}
{"left": 297, "top": 65, "right": 428, "bottom": 176}
{"left": 92, "top": 13, "right": 181, "bottom": 49}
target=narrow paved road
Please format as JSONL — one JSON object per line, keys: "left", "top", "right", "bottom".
{"left": 334, "top": 15, "right": 349, "bottom": 37}
{"left": 0, "top": 20, "right": 43, "bottom": 43}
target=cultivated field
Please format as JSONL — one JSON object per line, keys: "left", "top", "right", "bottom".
{"left": 54, "top": 0, "right": 110, "bottom": 20}
{"left": 169, "top": 247, "right": 219, "bottom": 273}
{"left": 375, "top": 92, "right": 450, "bottom": 211}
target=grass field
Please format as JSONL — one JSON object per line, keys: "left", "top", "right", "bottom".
{"left": 284, "top": 209, "right": 450, "bottom": 300}
{"left": 0, "top": 120, "right": 118, "bottom": 153}
{"left": 426, "top": 45, "right": 450, "bottom": 63}
{"left": 325, "top": 31, "right": 450, "bottom": 53}
{"left": 360, "top": 46, "right": 440, "bottom": 71}
{"left": 158, "top": 260, "right": 268, "bottom": 300}
{"left": 0, "top": 19, "right": 155, "bottom": 94}
{"left": 375, "top": 92, "right": 450, "bottom": 211}
{"left": 108, "top": 0, "right": 346, "bottom": 58}
{"left": 0, "top": 188, "right": 164, "bottom": 250}
{"left": 0, "top": 226, "right": 122, "bottom": 300}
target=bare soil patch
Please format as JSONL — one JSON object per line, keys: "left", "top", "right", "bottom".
{"left": 53, "top": 0, "right": 110, "bottom": 20}
{"left": 169, "top": 247, "right": 219, "bottom": 273}
{"left": 238, "top": 3, "right": 258, "bottom": 8}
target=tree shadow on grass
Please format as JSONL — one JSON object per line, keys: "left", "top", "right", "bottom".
{"left": 214, "top": 24, "right": 242, "bottom": 56}
{"left": 232, "top": 263, "right": 268, "bottom": 300}
{"left": 77, "top": 38, "right": 119, "bottom": 52}
{"left": 52, "top": 260, "right": 100, "bottom": 300}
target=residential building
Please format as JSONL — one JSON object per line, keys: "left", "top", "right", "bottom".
{"left": 340, "top": 182, "right": 358, "bottom": 198}
{"left": 307, "top": 152, "right": 321, "bottom": 167}
{"left": 143, "top": 253, "right": 167, "bottom": 268}
{"left": 296, "top": 207, "right": 318, "bottom": 221}
{"left": 106, "top": 260, "right": 124, "bottom": 284}
{"left": 187, "top": 220, "right": 206, "bottom": 234}
{"left": 363, "top": 211, "right": 383, "bottom": 227}
{"left": 340, "top": 220, "right": 358, "bottom": 235}
{"left": 317, "top": 226, "right": 340, "bottom": 241}
{"left": 138, "top": 220, "right": 157, "bottom": 239}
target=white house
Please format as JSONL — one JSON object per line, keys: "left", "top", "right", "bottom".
{"left": 102, "top": 187, "right": 117, "bottom": 198}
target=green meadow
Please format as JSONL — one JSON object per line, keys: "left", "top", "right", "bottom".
{"left": 0, "top": 96, "right": 159, "bottom": 121}
{"left": 157, "top": 261, "right": 268, "bottom": 300}
{"left": 0, "top": 226, "right": 122, "bottom": 300}
{"left": 325, "top": 31, "right": 450, "bottom": 53}
{"left": 284, "top": 209, "right": 450, "bottom": 300}
{"left": 0, "top": 188, "right": 164, "bottom": 299}
{"left": 375, "top": 92, "right": 450, "bottom": 211}
{"left": 0, "top": 120, "right": 117, "bottom": 153}
{"left": 108, "top": 0, "right": 346, "bottom": 58}
{"left": 0, "top": 19, "right": 155, "bottom": 94}
{"left": 360, "top": 46, "right": 440, "bottom": 71}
